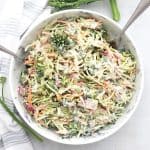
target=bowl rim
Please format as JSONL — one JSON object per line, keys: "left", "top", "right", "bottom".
{"left": 9, "top": 9, "right": 144, "bottom": 145}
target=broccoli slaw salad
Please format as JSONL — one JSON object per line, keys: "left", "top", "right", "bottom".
{"left": 19, "top": 17, "right": 136, "bottom": 138}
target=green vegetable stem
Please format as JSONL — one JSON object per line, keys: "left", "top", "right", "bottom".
{"left": 0, "top": 77, "right": 43, "bottom": 142}
{"left": 109, "top": 0, "right": 120, "bottom": 21}
{"left": 48, "top": 0, "right": 121, "bottom": 21}
{"left": 48, "top": 0, "right": 99, "bottom": 9}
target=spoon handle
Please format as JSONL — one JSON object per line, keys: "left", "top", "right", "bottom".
{"left": 121, "top": 0, "right": 150, "bottom": 34}
{"left": 0, "top": 45, "right": 19, "bottom": 58}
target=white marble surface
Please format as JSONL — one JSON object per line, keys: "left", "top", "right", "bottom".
{"left": 1, "top": 0, "right": 150, "bottom": 149}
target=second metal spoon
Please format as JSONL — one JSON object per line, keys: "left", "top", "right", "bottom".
{"left": 115, "top": 0, "right": 150, "bottom": 48}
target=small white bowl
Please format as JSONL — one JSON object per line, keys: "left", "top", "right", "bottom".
{"left": 9, "top": 9, "right": 144, "bottom": 145}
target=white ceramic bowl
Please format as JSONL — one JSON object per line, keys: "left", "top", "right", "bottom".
{"left": 9, "top": 9, "right": 144, "bottom": 145}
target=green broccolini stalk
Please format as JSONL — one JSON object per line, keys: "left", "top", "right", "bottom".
{"left": 0, "top": 77, "right": 6, "bottom": 98}
{"left": 109, "top": 0, "right": 120, "bottom": 21}
{"left": 48, "top": 0, "right": 121, "bottom": 21}
{"left": 0, "top": 77, "right": 43, "bottom": 142}
{"left": 48, "top": 0, "right": 99, "bottom": 9}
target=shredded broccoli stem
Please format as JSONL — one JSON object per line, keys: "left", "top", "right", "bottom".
{"left": 20, "top": 17, "right": 136, "bottom": 138}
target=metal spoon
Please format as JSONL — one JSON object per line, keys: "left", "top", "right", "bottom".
{"left": 0, "top": 45, "right": 24, "bottom": 62}
{"left": 112, "top": 0, "right": 150, "bottom": 48}
{"left": 0, "top": 45, "right": 20, "bottom": 58}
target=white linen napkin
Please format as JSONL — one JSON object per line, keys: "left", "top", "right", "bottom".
{"left": 0, "top": 0, "right": 51, "bottom": 149}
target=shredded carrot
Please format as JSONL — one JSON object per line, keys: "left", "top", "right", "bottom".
{"left": 27, "top": 87, "right": 32, "bottom": 104}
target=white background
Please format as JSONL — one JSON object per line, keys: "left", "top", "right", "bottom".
{"left": 0, "top": 0, "right": 150, "bottom": 150}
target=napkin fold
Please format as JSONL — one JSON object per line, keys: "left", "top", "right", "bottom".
{"left": 0, "top": 0, "right": 50, "bottom": 149}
